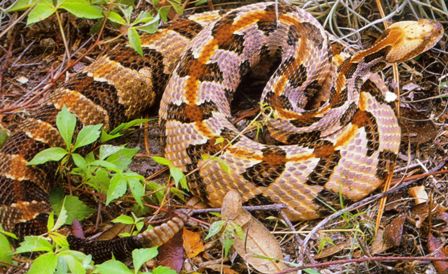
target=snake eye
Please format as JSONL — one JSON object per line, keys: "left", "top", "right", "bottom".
{"left": 385, "top": 19, "right": 444, "bottom": 63}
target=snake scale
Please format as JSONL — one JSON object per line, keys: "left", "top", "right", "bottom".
{"left": 0, "top": 2, "right": 443, "bottom": 262}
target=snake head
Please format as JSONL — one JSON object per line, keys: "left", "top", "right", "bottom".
{"left": 384, "top": 19, "right": 444, "bottom": 63}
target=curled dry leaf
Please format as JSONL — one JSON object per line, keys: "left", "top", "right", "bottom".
{"left": 315, "top": 240, "right": 351, "bottom": 259}
{"left": 408, "top": 185, "right": 428, "bottom": 205}
{"left": 158, "top": 231, "right": 184, "bottom": 272}
{"left": 428, "top": 233, "right": 448, "bottom": 274}
{"left": 371, "top": 215, "right": 405, "bottom": 255}
{"left": 221, "top": 190, "right": 289, "bottom": 273}
{"left": 383, "top": 215, "right": 406, "bottom": 248}
{"left": 182, "top": 228, "right": 205, "bottom": 258}
{"left": 410, "top": 203, "right": 430, "bottom": 229}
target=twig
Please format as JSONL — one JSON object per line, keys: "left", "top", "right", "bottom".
{"left": 301, "top": 159, "right": 447, "bottom": 255}
{"left": 189, "top": 203, "right": 287, "bottom": 214}
{"left": 275, "top": 256, "right": 448, "bottom": 273}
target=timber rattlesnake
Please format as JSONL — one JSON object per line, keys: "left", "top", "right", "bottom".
{"left": 0, "top": 2, "right": 443, "bottom": 262}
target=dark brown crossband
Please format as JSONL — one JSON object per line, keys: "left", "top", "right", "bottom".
{"left": 242, "top": 147, "right": 287, "bottom": 187}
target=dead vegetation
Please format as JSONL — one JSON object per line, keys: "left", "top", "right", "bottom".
{"left": 0, "top": 0, "right": 447, "bottom": 273}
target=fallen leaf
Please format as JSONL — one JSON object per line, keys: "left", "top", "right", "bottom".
{"left": 221, "top": 190, "right": 289, "bottom": 273}
{"left": 370, "top": 229, "right": 388, "bottom": 255}
{"left": 97, "top": 223, "right": 131, "bottom": 240}
{"left": 399, "top": 108, "right": 437, "bottom": 145}
{"left": 158, "top": 231, "right": 184, "bottom": 272}
{"left": 182, "top": 228, "right": 204, "bottom": 258}
{"left": 410, "top": 203, "right": 429, "bottom": 229}
{"left": 383, "top": 215, "right": 406, "bottom": 248}
{"left": 315, "top": 240, "right": 351, "bottom": 259}
{"left": 71, "top": 219, "right": 85, "bottom": 239}
{"left": 371, "top": 215, "right": 406, "bottom": 255}
{"left": 428, "top": 233, "right": 448, "bottom": 274}
{"left": 408, "top": 186, "right": 428, "bottom": 205}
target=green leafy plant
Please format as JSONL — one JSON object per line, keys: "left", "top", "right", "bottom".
{"left": 15, "top": 204, "right": 95, "bottom": 274}
{"left": 8, "top": 0, "right": 103, "bottom": 25}
{"left": 7, "top": 0, "right": 186, "bottom": 55}
{"left": 205, "top": 220, "right": 244, "bottom": 257}
{"left": 94, "top": 247, "right": 176, "bottom": 274}
{"left": 0, "top": 226, "right": 16, "bottom": 265}
{"left": 27, "top": 107, "right": 147, "bottom": 207}
{"left": 152, "top": 156, "right": 188, "bottom": 190}
{"left": 112, "top": 213, "right": 146, "bottom": 237}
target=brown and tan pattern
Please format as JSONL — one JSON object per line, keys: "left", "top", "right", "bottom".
{"left": 0, "top": 2, "right": 443, "bottom": 261}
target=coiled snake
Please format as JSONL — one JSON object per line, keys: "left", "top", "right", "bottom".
{"left": 0, "top": 2, "right": 443, "bottom": 262}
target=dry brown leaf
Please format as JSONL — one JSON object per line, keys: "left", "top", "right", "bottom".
{"left": 97, "top": 223, "right": 131, "bottom": 240}
{"left": 221, "top": 190, "right": 289, "bottom": 273}
{"left": 158, "top": 231, "right": 184, "bottom": 272}
{"left": 408, "top": 185, "right": 428, "bottom": 205}
{"left": 182, "top": 228, "right": 205, "bottom": 258}
{"left": 383, "top": 215, "right": 406, "bottom": 248}
{"left": 428, "top": 233, "right": 448, "bottom": 274}
{"left": 315, "top": 240, "right": 351, "bottom": 259}
{"left": 370, "top": 228, "right": 388, "bottom": 254}
{"left": 371, "top": 215, "right": 406, "bottom": 255}
{"left": 410, "top": 203, "right": 429, "bottom": 228}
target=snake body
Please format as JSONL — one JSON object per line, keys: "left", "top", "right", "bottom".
{"left": 0, "top": 2, "right": 443, "bottom": 261}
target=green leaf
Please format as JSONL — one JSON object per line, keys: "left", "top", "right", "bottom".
{"left": 205, "top": 220, "right": 225, "bottom": 240}
{"left": 128, "top": 28, "right": 143, "bottom": 55}
{"left": 50, "top": 231, "right": 69, "bottom": 248}
{"left": 53, "top": 202, "right": 68, "bottom": 231}
{"left": 87, "top": 167, "right": 110, "bottom": 192}
{"left": 0, "top": 226, "right": 17, "bottom": 240}
{"left": 222, "top": 236, "right": 234, "bottom": 257}
{"left": 58, "top": 250, "right": 92, "bottom": 273}
{"left": 58, "top": 254, "right": 85, "bottom": 274}
{"left": 106, "top": 147, "right": 139, "bottom": 170}
{"left": 100, "top": 131, "right": 121, "bottom": 143}
{"left": 51, "top": 195, "right": 94, "bottom": 224}
{"left": 134, "top": 11, "right": 153, "bottom": 24}
{"left": 72, "top": 153, "right": 87, "bottom": 169}
{"left": 74, "top": 124, "right": 102, "bottom": 149}
{"left": 28, "top": 252, "right": 58, "bottom": 274}
{"left": 132, "top": 247, "right": 158, "bottom": 273}
{"left": 95, "top": 259, "right": 133, "bottom": 274}
{"left": 108, "top": 118, "right": 150, "bottom": 135}
{"left": 120, "top": 5, "right": 133, "bottom": 22}
{"left": 100, "top": 118, "right": 150, "bottom": 143}
{"left": 112, "top": 214, "right": 134, "bottom": 225}
{"left": 157, "top": 6, "right": 170, "bottom": 22}
{"left": 56, "top": 107, "right": 77, "bottom": 149}
{"left": 90, "top": 160, "right": 119, "bottom": 171}
{"left": 99, "top": 145, "right": 126, "bottom": 160}
{"left": 152, "top": 266, "right": 177, "bottom": 274}
{"left": 152, "top": 156, "right": 171, "bottom": 166}
{"left": 16, "top": 236, "right": 53, "bottom": 253}
{"left": 7, "top": 0, "right": 37, "bottom": 12}
{"left": 107, "top": 11, "right": 126, "bottom": 25}
{"left": 106, "top": 173, "right": 127, "bottom": 205}
{"left": 127, "top": 176, "right": 145, "bottom": 207}
{"left": 146, "top": 181, "right": 165, "bottom": 203}
{"left": 170, "top": 166, "right": 188, "bottom": 190}
{"left": 194, "top": 0, "right": 207, "bottom": 6}
{"left": 27, "top": 0, "right": 55, "bottom": 25}
{"left": 168, "top": 0, "right": 183, "bottom": 14}
{"left": 60, "top": 0, "right": 103, "bottom": 19}
{"left": 27, "top": 147, "right": 67, "bottom": 165}
{"left": 0, "top": 233, "right": 13, "bottom": 264}
{"left": 304, "top": 268, "right": 321, "bottom": 274}
{"left": 138, "top": 22, "right": 159, "bottom": 34}
{"left": 47, "top": 211, "right": 55, "bottom": 232}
